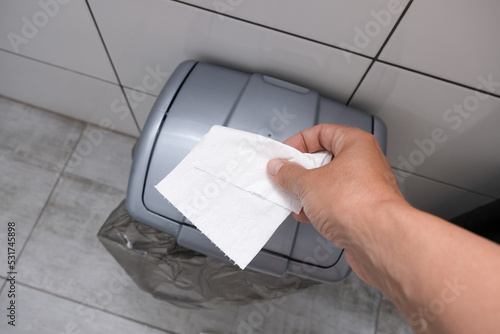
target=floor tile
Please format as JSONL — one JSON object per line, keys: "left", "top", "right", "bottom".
{"left": 88, "top": 0, "right": 371, "bottom": 103}
{"left": 4, "top": 100, "right": 382, "bottom": 333}
{"left": 0, "top": 50, "right": 140, "bottom": 137}
{"left": 380, "top": 0, "right": 500, "bottom": 90}
{"left": 180, "top": 0, "right": 411, "bottom": 58}
{"left": 376, "top": 295, "right": 413, "bottom": 334}
{"left": 15, "top": 170, "right": 381, "bottom": 333}
{"left": 0, "top": 97, "right": 84, "bottom": 172}
{"left": 235, "top": 273, "right": 381, "bottom": 334}
{"left": 0, "top": 1, "right": 117, "bottom": 83}
{"left": 0, "top": 283, "right": 171, "bottom": 334}
{"left": 350, "top": 62, "right": 500, "bottom": 198}
{"left": 13, "top": 171, "right": 238, "bottom": 333}
{"left": 64, "top": 124, "right": 136, "bottom": 192}
{"left": 0, "top": 156, "right": 58, "bottom": 274}
{"left": 16, "top": 173, "right": 126, "bottom": 298}
{"left": 0, "top": 98, "right": 83, "bottom": 274}
{"left": 95, "top": 282, "right": 244, "bottom": 334}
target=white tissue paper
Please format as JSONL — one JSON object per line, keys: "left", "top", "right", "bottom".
{"left": 155, "top": 125, "right": 331, "bottom": 269}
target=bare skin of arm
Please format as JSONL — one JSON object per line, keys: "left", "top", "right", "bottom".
{"left": 266, "top": 123, "right": 500, "bottom": 334}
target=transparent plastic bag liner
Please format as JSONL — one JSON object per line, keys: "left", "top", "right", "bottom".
{"left": 97, "top": 200, "right": 318, "bottom": 309}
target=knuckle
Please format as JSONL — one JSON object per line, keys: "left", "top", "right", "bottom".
{"left": 347, "top": 128, "right": 380, "bottom": 149}
{"left": 278, "top": 163, "right": 307, "bottom": 195}
{"left": 279, "top": 164, "right": 298, "bottom": 191}
{"left": 366, "top": 132, "right": 379, "bottom": 145}
{"left": 295, "top": 169, "right": 315, "bottom": 199}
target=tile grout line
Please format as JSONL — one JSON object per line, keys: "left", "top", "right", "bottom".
{"left": 0, "top": 47, "right": 119, "bottom": 86}
{"left": 377, "top": 59, "right": 500, "bottom": 99}
{"left": 4, "top": 37, "right": 497, "bottom": 104}
{"left": 170, "top": 0, "right": 373, "bottom": 61}
{"left": 0, "top": 95, "right": 138, "bottom": 140}
{"left": 13, "top": 125, "right": 86, "bottom": 267}
{"left": 16, "top": 281, "right": 178, "bottom": 334}
{"left": 121, "top": 85, "right": 158, "bottom": 98}
{"left": 174, "top": 0, "right": 500, "bottom": 101}
{"left": 2, "top": 116, "right": 171, "bottom": 333}
{"left": 346, "top": 0, "right": 415, "bottom": 105}
{"left": 1, "top": 2, "right": 498, "bottom": 106}
{"left": 0, "top": 277, "right": 6, "bottom": 296}
{"left": 345, "top": 60, "right": 376, "bottom": 105}
{"left": 372, "top": 291, "right": 384, "bottom": 334}
{"left": 392, "top": 166, "right": 498, "bottom": 199}
{"left": 84, "top": 0, "right": 141, "bottom": 134}
{"left": 373, "top": 0, "right": 415, "bottom": 62}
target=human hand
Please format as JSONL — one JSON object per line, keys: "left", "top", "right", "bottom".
{"left": 268, "top": 124, "right": 500, "bottom": 334}
{"left": 267, "top": 123, "right": 406, "bottom": 285}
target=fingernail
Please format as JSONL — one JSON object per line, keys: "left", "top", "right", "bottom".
{"left": 267, "top": 159, "right": 285, "bottom": 176}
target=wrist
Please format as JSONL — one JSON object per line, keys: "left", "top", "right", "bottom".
{"left": 337, "top": 198, "right": 415, "bottom": 291}
{"left": 333, "top": 197, "right": 411, "bottom": 248}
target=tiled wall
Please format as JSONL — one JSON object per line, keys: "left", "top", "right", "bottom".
{"left": 1, "top": 0, "right": 498, "bottom": 219}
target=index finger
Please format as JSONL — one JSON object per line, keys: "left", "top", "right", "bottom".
{"left": 282, "top": 123, "right": 353, "bottom": 155}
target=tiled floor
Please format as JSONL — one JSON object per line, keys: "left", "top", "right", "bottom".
{"left": 0, "top": 97, "right": 412, "bottom": 333}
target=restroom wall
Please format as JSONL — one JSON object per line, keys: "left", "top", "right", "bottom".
{"left": 1, "top": 0, "right": 498, "bottom": 218}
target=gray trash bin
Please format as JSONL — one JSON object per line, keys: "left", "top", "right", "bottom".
{"left": 126, "top": 60, "right": 387, "bottom": 283}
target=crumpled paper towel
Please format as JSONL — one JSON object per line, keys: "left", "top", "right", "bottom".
{"left": 155, "top": 125, "right": 331, "bottom": 269}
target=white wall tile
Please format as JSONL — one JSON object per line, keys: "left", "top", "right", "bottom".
{"left": 380, "top": 0, "right": 500, "bottom": 89}
{"left": 180, "top": 0, "right": 410, "bottom": 57}
{"left": 123, "top": 88, "right": 157, "bottom": 131}
{"left": 350, "top": 62, "right": 500, "bottom": 198}
{"left": 0, "top": 0, "right": 117, "bottom": 83}
{"left": 88, "top": 0, "right": 371, "bottom": 103}
{"left": 0, "top": 50, "right": 139, "bottom": 137}
{"left": 396, "top": 170, "right": 493, "bottom": 220}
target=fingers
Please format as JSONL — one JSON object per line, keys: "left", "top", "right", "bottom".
{"left": 282, "top": 123, "right": 355, "bottom": 154}
{"left": 292, "top": 210, "right": 311, "bottom": 224}
{"left": 267, "top": 159, "right": 309, "bottom": 197}
{"left": 267, "top": 159, "right": 312, "bottom": 223}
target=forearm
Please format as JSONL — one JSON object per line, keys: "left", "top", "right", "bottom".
{"left": 344, "top": 201, "right": 500, "bottom": 333}
{"left": 266, "top": 124, "right": 500, "bottom": 332}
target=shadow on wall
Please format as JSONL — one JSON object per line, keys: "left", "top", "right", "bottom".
{"left": 450, "top": 199, "right": 500, "bottom": 244}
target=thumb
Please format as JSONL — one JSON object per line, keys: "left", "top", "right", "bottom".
{"left": 267, "top": 159, "right": 309, "bottom": 196}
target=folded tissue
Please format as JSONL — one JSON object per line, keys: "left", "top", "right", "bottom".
{"left": 155, "top": 125, "right": 331, "bottom": 269}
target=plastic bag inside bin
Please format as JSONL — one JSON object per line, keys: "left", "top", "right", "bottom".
{"left": 97, "top": 200, "right": 319, "bottom": 309}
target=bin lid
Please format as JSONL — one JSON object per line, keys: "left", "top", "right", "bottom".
{"left": 129, "top": 61, "right": 381, "bottom": 281}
